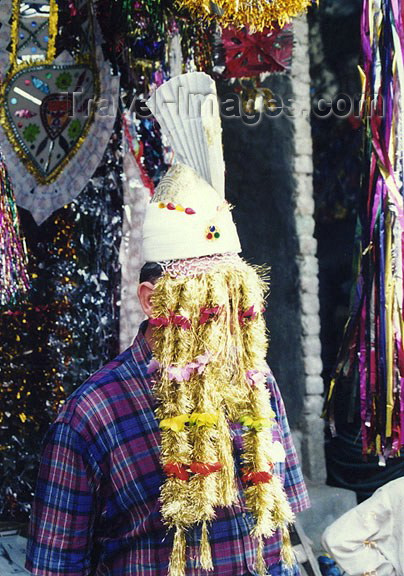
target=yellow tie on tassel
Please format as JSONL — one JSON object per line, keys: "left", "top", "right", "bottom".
{"left": 169, "top": 526, "right": 186, "bottom": 576}
{"left": 280, "top": 524, "right": 295, "bottom": 567}
{"left": 200, "top": 520, "right": 213, "bottom": 571}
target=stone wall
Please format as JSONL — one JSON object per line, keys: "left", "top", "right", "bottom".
{"left": 291, "top": 16, "right": 326, "bottom": 482}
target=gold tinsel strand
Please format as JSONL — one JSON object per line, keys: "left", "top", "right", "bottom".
{"left": 47, "top": 0, "right": 59, "bottom": 63}
{"left": 281, "top": 524, "right": 295, "bottom": 567}
{"left": 177, "top": 0, "right": 315, "bottom": 32}
{"left": 188, "top": 276, "right": 220, "bottom": 530}
{"left": 200, "top": 520, "right": 214, "bottom": 570}
{"left": 256, "top": 535, "right": 267, "bottom": 576}
{"left": 169, "top": 526, "right": 186, "bottom": 576}
{"left": 154, "top": 280, "right": 194, "bottom": 529}
{"left": 240, "top": 263, "right": 294, "bottom": 549}
{"left": 215, "top": 411, "right": 237, "bottom": 505}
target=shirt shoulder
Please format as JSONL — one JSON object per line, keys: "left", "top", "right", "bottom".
{"left": 54, "top": 345, "right": 152, "bottom": 441}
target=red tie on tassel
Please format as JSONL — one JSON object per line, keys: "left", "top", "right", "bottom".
{"left": 149, "top": 317, "right": 170, "bottom": 327}
{"left": 189, "top": 462, "right": 223, "bottom": 476}
{"left": 238, "top": 305, "right": 257, "bottom": 326}
{"left": 241, "top": 468, "right": 273, "bottom": 485}
{"left": 163, "top": 462, "right": 190, "bottom": 481}
{"left": 199, "top": 306, "right": 222, "bottom": 324}
{"left": 150, "top": 311, "right": 191, "bottom": 330}
{"left": 164, "top": 461, "right": 223, "bottom": 480}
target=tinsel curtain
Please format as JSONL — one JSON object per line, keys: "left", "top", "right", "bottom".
{"left": 325, "top": 0, "right": 404, "bottom": 460}
{"left": 0, "top": 133, "right": 123, "bottom": 521}
{"left": 0, "top": 149, "right": 29, "bottom": 307}
{"left": 0, "top": 0, "right": 124, "bottom": 521}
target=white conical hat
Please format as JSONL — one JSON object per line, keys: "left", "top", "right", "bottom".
{"left": 142, "top": 72, "right": 241, "bottom": 263}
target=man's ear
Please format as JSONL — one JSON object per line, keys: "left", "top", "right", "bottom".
{"left": 137, "top": 282, "right": 155, "bottom": 317}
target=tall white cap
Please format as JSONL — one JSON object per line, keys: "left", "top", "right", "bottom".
{"left": 142, "top": 72, "right": 241, "bottom": 263}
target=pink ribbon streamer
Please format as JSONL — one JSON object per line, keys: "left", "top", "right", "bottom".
{"left": 246, "top": 369, "right": 269, "bottom": 388}
{"left": 147, "top": 351, "right": 211, "bottom": 382}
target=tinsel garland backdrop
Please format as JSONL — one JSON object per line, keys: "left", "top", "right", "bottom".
{"left": 177, "top": 0, "right": 317, "bottom": 31}
{"left": 0, "top": 133, "right": 123, "bottom": 522}
{"left": 94, "top": 0, "right": 216, "bottom": 88}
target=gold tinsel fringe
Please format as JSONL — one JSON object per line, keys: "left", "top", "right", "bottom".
{"left": 200, "top": 521, "right": 213, "bottom": 570}
{"left": 215, "top": 412, "right": 237, "bottom": 506}
{"left": 281, "top": 524, "right": 295, "bottom": 567}
{"left": 151, "top": 259, "right": 294, "bottom": 572}
{"left": 177, "top": 0, "right": 315, "bottom": 32}
{"left": 256, "top": 536, "right": 267, "bottom": 576}
{"left": 169, "top": 526, "right": 186, "bottom": 576}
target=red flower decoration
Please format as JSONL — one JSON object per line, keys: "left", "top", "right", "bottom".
{"left": 164, "top": 462, "right": 190, "bottom": 481}
{"left": 221, "top": 24, "right": 293, "bottom": 78}
{"left": 189, "top": 462, "right": 223, "bottom": 476}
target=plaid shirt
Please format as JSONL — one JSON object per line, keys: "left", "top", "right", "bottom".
{"left": 26, "top": 322, "right": 309, "bottom": 576}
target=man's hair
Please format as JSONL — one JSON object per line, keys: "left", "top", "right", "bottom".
{"left": 139, "top": 262, "right": 163, "bottom": 284}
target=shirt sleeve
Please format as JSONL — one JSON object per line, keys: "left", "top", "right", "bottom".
{"left": 25, "top": 421, "right": 100, "bottom": 576}
{"left": 321, "top": 486, "right": 396, "bottom": 576}
{"left": 266, "top": 368, "right": 310, "bottom": 515}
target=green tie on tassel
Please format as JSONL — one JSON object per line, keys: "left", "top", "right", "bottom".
{"left": 281, "top": 524, "right": 295, "bottom": 567}
{"left": 200, "top": 520, "right": 213, "bottom": 570}
{"left": 169, "top": 526, "right": 186, "bottom": 576}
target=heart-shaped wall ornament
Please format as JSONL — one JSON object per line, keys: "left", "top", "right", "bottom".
{"left": 0, "top": 0, "right": 119, "bottom": 225}
{"left": 0, "top": 49, "right": 119, "bottom": 225}
{"left": 2, "top": 63, "right": 95, "bottom": 183}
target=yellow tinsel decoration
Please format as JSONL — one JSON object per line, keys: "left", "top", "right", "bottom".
{"left": 151, "top": 258, "right": 294, "bottom": 574}
{"left": 177, "top": 0, "right": 316, "bottom": 32}
{"left": 256, "top": 535, "right": 267, "bottom": 576}
{"left": 160, "top": 414, "right": 190, "bottom": 432}
{"left": 169, "top": 527, "right": 186, "bottom": 576}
